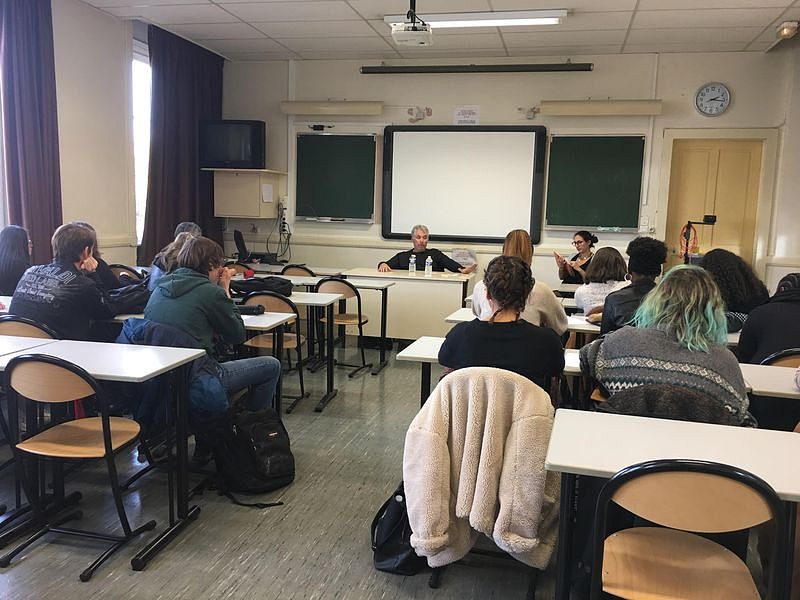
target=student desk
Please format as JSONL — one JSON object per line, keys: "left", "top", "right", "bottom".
{"left": 0, "top": 339, "right": 205, "bottom": 571}
{"left": 741, "top": 363, "right": 800, "bottom": 399}
{"left": 561, "top": 297, "right": 578, "bottom": 313}
{"left": 546, "top": 408, "right": 800, "bottom": 600}
{"left": 342, "top": 268, "right": 473, "bottom": 340}
{"left": 244, "top": 263, "right": 344, "bottom": 277}
{"left": 556, "top": 283, "right": 581, "bottom": 297}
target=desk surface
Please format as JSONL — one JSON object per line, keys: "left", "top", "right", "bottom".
{"left": 288, "top": 291, "right": 343, "bottom": 306}
{"left": 343, "top": 267, "right": 473, "bottom": 283}
{"left": 561, "top": 297, "right": 578, "bottom": 310}
{"left": 545, "top": 408, "right": 800, "bottom": 502}
{"left": 396, "top": 336, "right": 444, "bottom": 363}
{"left": 567, "top": 315, "right": 601, "bottom": 334}
{"left": 241, "top": 312, "right": 295, "bottom": 331}
{"left": 0, "top": 336, "right": 58, "bottom": 356}
{"left": 557, "top": 283, "right": 581, "bottom": 294}
{"left": 740, "top": 363, "right": 800, "bottom": 399}
{"left": 445, "top": 307, "right": 475, "bottom": 323}
{"left": 245, "top": 263, "right": 343, "bottom": 277}
{"left": 0, "top": 339, "right": 204, "bottom": 383}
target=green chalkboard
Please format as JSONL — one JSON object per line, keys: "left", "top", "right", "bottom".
{"left": 296, "top": 134, "right": 376, "bottom": 221}
{"left": 545, "top": 136, "right": 645, "bottom": 229}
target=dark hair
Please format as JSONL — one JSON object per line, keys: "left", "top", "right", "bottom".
{"left": 155, "top": 232, "right": 195, "bottom": 273}
{"left": 71, "top": 221, "right": 101, "bottom": 259}
{"left": 174, "top": 221, "right": 202, "bottom": 237}
{"left": 574, "top": 230, "right": 598, "bottom": 248}
{"left": 626, "top": 236, "right": 668, "bottom": 278}
{"left": 0, "top": 225, "right": 30, "bottom": 273}
{"left": 483, "top": 255, "right": 534, "bottom": 321}
{"left": 584, "top": 247, "right": 627, "bottom": 283}
{"left": 700, "top": 249, "right": 768, "bottom": 313}
{"left": 51, "top": 223, "right": 95, "bottom": 263}
{"left": 176, "top": 236, "right": 224, "bottom": 273}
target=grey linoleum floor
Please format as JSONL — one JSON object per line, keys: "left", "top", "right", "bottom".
{"left": 0, "top": 344, "right": 555, "bottom": 600}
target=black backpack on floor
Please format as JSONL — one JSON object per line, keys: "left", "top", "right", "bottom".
{"left": 202, "top": 408, "right": 295, "bottom": 506}
{"left": 371, "top": 482, "right": 428, "bottom": 575}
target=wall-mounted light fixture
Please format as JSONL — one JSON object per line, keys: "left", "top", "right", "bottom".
{"left": 383, "top": 9, "right": 567, "bottom": 29}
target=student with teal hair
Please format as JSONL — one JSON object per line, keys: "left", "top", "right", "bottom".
{"left": 580, "top": 264, "right": 749, "bottom": 424}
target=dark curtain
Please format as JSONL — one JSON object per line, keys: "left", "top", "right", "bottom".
{"left": 0, "top": 0, "right": 63, "bottom": 264}
{"left": 138, "top": 25, "right": 224, "bottom": 265}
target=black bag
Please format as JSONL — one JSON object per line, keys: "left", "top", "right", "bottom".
{"left": 229, "top": 276, "right": 293, "bottom": 298}
{"left": 107, "top": 280, "right": 151, "bottom": 314}
{"left": 371, "top": 482, "right": 428, "bottom": 575}
{"left": 201, "top": 408, "right": 295, "bottom": 507}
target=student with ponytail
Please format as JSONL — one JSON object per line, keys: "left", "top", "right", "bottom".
{"left": 439, "top": 256, "right": 564, "bottom": 389}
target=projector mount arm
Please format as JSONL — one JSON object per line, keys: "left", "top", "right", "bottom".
{"left": 406, "top": 0, "right": 428, "bottom": 29}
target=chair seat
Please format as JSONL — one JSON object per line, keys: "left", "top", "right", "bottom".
{"left": 244, "top": 332, "right": 304, "bottom": 350}
{"left": 17, "top": 417, "right": 140, "bottom": 459}
{"left": 602, "top": 527, "right": 759, "bottom": 600}
{"left": 319, "top": 313, "right": 368, "bottom": 326}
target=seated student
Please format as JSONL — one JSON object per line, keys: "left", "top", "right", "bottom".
{"left": 144, "top": 236, "right": 281, "bottom": 413}
{"left": 600, "top": 237, "right": 668, "bottom": 335}
{"left": 738, "top": 273, "right": 800, "bottom": 364}
{"left": 148, "top": 232, "right": 195, "bottom": 291}
{"left": 0, "top": 225, "right": 31, "bottom": 295}
{"left": 573, "top": 247, "right": 628, "bottom": 315}
{"left": 72, "top": 221, "right": 124, "bottom": 290}
{"left": 10, "top": 223, "right": 115, "bottom": 339}
{"left": 580, "top": 264, "right": 750, "bottom": 424}
{"left": 439, "top": 255, "right": 564, "bottom": 390}
{"left": 700, "top": 248, "right": 768, "bottom": 332}
{"left": 554, "top": 230, "right": 597, "bottom": 284}
{"left": 378, "top": 224, "right": 476, "bottom": 273}
{"left": 472, "top": 229, "right": 567, "bottom": 335}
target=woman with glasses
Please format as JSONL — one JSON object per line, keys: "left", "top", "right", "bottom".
{"left": 553, "top": 230, "right": 597, "bottom": 284}
{"left": 0, "top": 225, "right": 32, "bottom": 295}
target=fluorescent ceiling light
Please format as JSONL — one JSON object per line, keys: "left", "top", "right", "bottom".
{"left": 384, "top": 10, "right": 567, "bottom": 29}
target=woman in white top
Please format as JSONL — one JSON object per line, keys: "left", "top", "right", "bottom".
{"left": 472, "top": 229, "right": 568, "bottom": 335}
{"left": 573, "top": 247, "right": 628, "bottom": 315}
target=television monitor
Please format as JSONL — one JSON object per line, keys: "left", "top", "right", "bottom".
{"left": 199, "top": 120, "right": 266, "bottom": 169}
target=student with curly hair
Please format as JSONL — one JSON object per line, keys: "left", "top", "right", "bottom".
{"left": 573, "top": 247, "right": 628, "bottom": 315}
{"left": 439, "top": 255, "right": 564, "bottom": 389}
{"left": 600, "top": 236, "right": 668, "bottom": 334}
{"left": 700, "top": 248, "right": 768, "bottom": 332}
{"left": 580, "top": 265, "right": 749, "bottom": 423}
{"left": 472, "top": 229, "right": 567, "bottom": 335}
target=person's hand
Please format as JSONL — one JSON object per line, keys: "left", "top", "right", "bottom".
{"left": 80, "top": 255, "right": 98, "bottom": 273}
{"left": 378, "top": 263, "right": 391, "bottom": 272}
{"left": 553, "top": 251, "right": 566, "bottom": 268}
{"left": 459, "top": 264, "right": 477, "bottom": 274}
{"left": 219, "top": 267, "right": 235, "bottom": 288}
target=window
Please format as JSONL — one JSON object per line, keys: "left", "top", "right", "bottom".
{"left": 132, "top": 38, "right": 151, "bottom": 244}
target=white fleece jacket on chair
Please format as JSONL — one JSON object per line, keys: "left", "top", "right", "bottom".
{"left": 403, "top": 367, "right": 560, "bottom": 569}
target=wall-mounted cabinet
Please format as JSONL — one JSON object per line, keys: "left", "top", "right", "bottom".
{"left": 205, "top": 168, "right": 287, "bottom": 218}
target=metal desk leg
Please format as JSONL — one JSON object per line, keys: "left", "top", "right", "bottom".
{"left": 786, "top": 501, "right": 796, "bottom": 599}
{"left": 372, "top": 288, "right": 389, "bottom": 375}
{"left": 554, "top": 472, "right": 577, "bottom": 600}
{"left": 420, "top": 363, "right": 431, "bottom": 408}
{"left": 131, "top": 364, "right": 200, "bottom": 570}
{"left": 274, "top": 325, "right": 284, "bottom": 415}
{"left": 315, "top": 303, "right": 338, "bottom": 412}
{"left": 461, "top": 281, "right": 468, "bottom": 308}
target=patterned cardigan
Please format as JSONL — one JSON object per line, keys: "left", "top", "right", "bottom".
{"left": 579, "top": 326, "right": 749, "bottom": 424}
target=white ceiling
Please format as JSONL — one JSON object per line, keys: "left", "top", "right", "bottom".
{"left": 83, "top": 0, "right": 800, "bottom": 61}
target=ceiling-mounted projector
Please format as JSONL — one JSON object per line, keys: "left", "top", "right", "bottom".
{"left": 391, "top": 22, "right": 433, "bottom": 46}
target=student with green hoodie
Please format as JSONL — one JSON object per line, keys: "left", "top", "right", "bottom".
{"left": 145, "top": 236, "right": 281, "bottom": 414}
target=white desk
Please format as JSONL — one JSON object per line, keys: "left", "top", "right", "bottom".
{"left": 241, "top": 312, "right": 295, "bottom": 331}
{"left": 245, "top": 263, "right": 343, "bottom": 277}
{"left": 445, "top": 307, "right": 475, "bottom": 323}
{"left": 567, "top": 315, "right": 600, "bottom": 334}
{"left": 740, "top": 363, "right": 800, "bottom": 399}
{"left": 727, "top": 331, "right": 740, "bottom": 347}
{"left": 556, "top": 283, "right": 581, "bottom": 297}
{"left": 343, "top": 268, "right": 473, "bottom": 339}
{"left": 0, "top": 336, "right": 56, "bottom": 356}
{"left": 546, "top": 408, "right": 800, "bottom": 600}
{"left": 561, "top": 297, "right": 578, "bottom": 311}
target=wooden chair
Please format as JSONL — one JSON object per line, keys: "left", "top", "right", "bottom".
{"left": 316, "top": 277, "right": 372, "bottom": 378}
{"left": 590, "top": 459, "right": 787, "bottom": 600}
{"left": 108, "top": 264, "right": 144, "bottom": 282}
{"left": 242, "top": 291, "right": 309, "bottom": 413}
{"left": 761, "top": 348, "right": 800, "bottom": 368}
{"left": 281, "top": 264, "right": 315, "bottom": 277}
{"left": 0, "top": 315, "right": 58, "bottom": 339}
{"left": 0, "top": 355, "right": 156, "bottom": 581}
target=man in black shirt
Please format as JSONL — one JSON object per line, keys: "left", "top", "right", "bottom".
{"left": 378, "top": 224, "right": 476, "bottom": 273}
{"left": 10, "top": 223, "right": 115, "bottom": 340}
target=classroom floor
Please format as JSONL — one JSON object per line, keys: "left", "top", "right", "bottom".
{"left": 0, "top": 344, "right": 555, "bottom": 600}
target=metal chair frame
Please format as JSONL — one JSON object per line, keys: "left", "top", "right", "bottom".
{"left": 315, "top": 277, "right": 373, "bottom": 378}
{"left": 108, "top": 264, "right": 144, "bottom": 282}
{"left": 761, "top": 347, "right": 800, "bottom": 368}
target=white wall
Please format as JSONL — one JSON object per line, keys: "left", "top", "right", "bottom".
{"left": 51, "top": 0, "right": 136, "bottom": 265}
{"left": 222, "top": 49, "right": 798, "bottom": 288}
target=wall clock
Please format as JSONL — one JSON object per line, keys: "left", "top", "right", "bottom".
{"left": 695, "top": 82, "right": 731, "bottom": 117}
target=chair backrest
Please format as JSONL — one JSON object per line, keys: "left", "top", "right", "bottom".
{"left": 109, "top": 264, "right": 143, "bottom": 281}
{"left": 244, "top": 291, "right": 299, "bottom": 318}
{"left": 590, "top": 459, "right": 787, "bottom": 600}
{"left": 316, "top": 277, "right": 358, "bottom": 301}
{"left": 761, "top": 348, "right": 800, "bottom": 368}
{"left": 225, "top": 261, "right": 250, "bottom": 275}
{"left": 6, "top": 354, "right": 98, "bottom": 405}
{"left": 0, "top": 315, "right": 57, "bottom": 339}
{"left": 281, "top": 264, "right": 315, "bottom": 277}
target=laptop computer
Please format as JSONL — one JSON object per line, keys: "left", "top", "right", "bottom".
{"left": 233, "top": 229, "right": 280, "bottom": 265}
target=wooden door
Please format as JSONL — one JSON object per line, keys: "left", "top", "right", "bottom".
{"left": 664, "top": 139, "right": 762, "bottom": 270}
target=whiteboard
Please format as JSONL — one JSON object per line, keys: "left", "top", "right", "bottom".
{"left": 382, "top": 126, "right": 546, "bottom": 243}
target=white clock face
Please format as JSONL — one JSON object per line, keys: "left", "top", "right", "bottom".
{"left": 695, "top": 82, "right": 731, "bottom": 117}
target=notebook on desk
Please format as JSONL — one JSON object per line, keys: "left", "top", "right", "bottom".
{"left": 233, "top": 229, "right": 281, "bottom": 265}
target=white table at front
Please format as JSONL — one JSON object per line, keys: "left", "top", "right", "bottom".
{"left": 244, "top": 263, "right": 344, "bottom": 277}
{"left": 546, "top": 408, "right": 800, "bottom": 600}
{"left": 0, "top": 339, "right": 205, "bottom": 572}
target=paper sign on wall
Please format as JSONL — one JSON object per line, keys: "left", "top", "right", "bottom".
{"left": 454, "top": 105, "right": 480, "bottom": 125}
{"left": 261, "top": 183, "right": 273, "bottom": 203}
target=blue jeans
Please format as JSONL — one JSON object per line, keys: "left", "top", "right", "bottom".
{"left": 219, "top": 356, "right": 281, "bottom": 411}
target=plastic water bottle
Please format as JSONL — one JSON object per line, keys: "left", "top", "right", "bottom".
{"left": 424, "top": 255, "right": 433, "bottom": 277}
{"left": 408, "top": 254, "right": 416, "bottom": 276}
